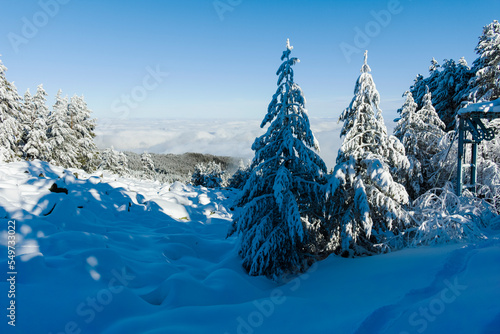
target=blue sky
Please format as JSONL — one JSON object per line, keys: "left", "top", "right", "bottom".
{"left": 0, "top": 0, "right": 499, "bottom": 121}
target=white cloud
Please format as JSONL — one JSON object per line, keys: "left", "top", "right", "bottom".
{"left": 95, "top": 118, "right": 343, "bottom": 169}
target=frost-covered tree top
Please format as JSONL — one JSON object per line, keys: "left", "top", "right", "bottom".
{"left": 338, "top": 51, "right": 407, "bottom": 173}
{"left": 469, "top": 20, "right": 500, "bottom": 102}
{"left": 429, "top": 57, "right": 440, "bottom": 72}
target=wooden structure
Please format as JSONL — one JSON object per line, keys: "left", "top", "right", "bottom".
{"left": 456, "top": 98, "right": 500, "bottom": 196}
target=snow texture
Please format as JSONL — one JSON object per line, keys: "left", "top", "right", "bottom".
{"left": 0, "top": 161, "right": 499, "bottom": 334}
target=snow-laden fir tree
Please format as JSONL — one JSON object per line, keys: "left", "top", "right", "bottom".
{"left": 228, "top": 39, "right": 327, "bottom": 279}
{"left": 47, "top": 90, "right": 79, "bottom": 168}
{"left": 326, "top": 51, "right": 410, "bottom": 257}
{"left": 22, "top": 85, "right": 51, "bottom": 161}
{"left": 468, "top": 20, "right": 500, "bottom": 103}
{"left": 68, "top": 95, "right": 99, "bottom": 171}
{"left": 395, "top": 88, "right": 445, "bottom": 200}
{"left": 0, "top": 56, "right": 22, "bottom": 162}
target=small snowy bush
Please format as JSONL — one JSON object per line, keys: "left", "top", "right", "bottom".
{"left": 191, "top": 161, "right": 226, "bottom": 188}
{"left": 410, "top": 183, "right": 496, "bottom": 246}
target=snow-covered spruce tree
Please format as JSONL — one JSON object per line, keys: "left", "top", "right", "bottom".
{"left": 228, "top": 40, "right": 327, "bottom": 279}
{"left": 0, "top": 56, "right": 22, "bottom": 162}
{"left": 47, "top": 90, "right": 79, "bottom": 168}
{"left": 326, "top": 51, "right": 410, "bottom": 257}
{"left": 468, "top": 20, "right": 500, "bottom": 103}
{"left": 22, "top": 85, "right": 51, "bottom": 161}
{"left": 395, "top": 88, "right": 445, "bottom": 200}
{"left": 68, "top": 95, "right": 99, "bottom": 171}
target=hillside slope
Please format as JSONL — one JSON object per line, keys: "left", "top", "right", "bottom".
{"left": 0, "top": 161, "right": 498, "bottom": 334}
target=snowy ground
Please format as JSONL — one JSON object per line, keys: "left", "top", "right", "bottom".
{"left": 0, "top": 161, "right": 499, "bottom": 334}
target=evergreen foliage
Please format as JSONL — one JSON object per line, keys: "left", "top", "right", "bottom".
{"left": 191, "top": 161, "right": 226, "bottom": 188}
{"left": 468, "top": 20, "right": 500, "bottom": 103}
{"left": 47, "top": 90, "right": 79, "bottom": 168}
{"left": 410, "top": 58, "right": 473, "bottom": 131}
{"left": 395, "top": 89, "right": 445, "bottom": 199}
{"left": 0, "top": 57, "right": 22, "bottom": 162}
{"left": 69, "top": 95, "right": 99, "bottom": 171}
{"left": 22, "top": 85, "right": 51, "bottom": 161}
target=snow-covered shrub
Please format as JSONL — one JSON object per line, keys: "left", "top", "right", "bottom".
{"left": 410, "top": 183, "right": 496, "bottom": 246}
{"left": 191, "top": 161, "right": 226, "bottom": 188}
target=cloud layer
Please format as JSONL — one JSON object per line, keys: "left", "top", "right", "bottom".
{"left": 95, "top": 118, "right": 344, "bottom": 169}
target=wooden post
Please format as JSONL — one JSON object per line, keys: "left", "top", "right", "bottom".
{"left": 457, "top": 117, "right": 465, "bottom": 196}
